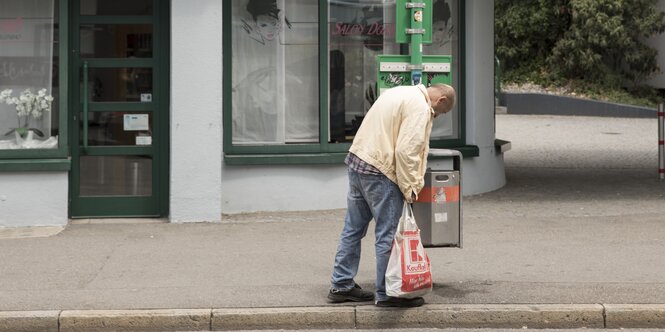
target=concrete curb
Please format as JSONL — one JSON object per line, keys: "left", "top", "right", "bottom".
{"left": 213, "top": 307, "right": 355, "bottom": 330}
{"left": 605, "top": 304, "right": 665, "bottom": 328}
{"left": 0, "top": 311, "right": 59, "bottom": 332}
{"left": 59, "top": 309, "right": 210, "bottom": 332}
{"left": 356, "top": 304, "right": 604, "bottom": 329}
{"left": 2, "top": 304, "right": 665, "bottom": 331}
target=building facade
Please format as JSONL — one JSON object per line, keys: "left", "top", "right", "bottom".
{"left": 0, "top": 0, "right": 504, "bottom": 227}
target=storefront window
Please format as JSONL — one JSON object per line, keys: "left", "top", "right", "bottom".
{"left": 328, "top": 1, "right": 399, "bottom": 143}
{"left": 423, "top": 0, "right": 459, "bottom": 140}
{"left": 0, "top": 0, "right": 58, "bottom": 150}
{"left": 224, "top": 0, "right": 463, "bottom": 158}
{"left": 230, "top": 0, "right": 320, "bottom": 145}
{"left": 328, "top": 0, "right": 460, "bottom": 143}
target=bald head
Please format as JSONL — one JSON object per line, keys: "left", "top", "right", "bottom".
{"left": 427, "top": 83, "right": 456, "bottom": 117}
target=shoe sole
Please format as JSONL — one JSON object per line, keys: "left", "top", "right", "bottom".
{"left": 375, "top": 303, "right": 424, "bottom": 308}
{"left": 375, "top": 298, "right": 425, "bottom": 308}
{"left": 327, "top": 293, "right": 374, "bottom": 303}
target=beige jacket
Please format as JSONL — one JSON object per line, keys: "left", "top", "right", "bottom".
{"left": 349, "top": 84, "right": 434, "bottom": 202}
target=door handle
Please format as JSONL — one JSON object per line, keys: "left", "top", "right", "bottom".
{"left": 83, "top": 61, "right": 89, "bottom": 151}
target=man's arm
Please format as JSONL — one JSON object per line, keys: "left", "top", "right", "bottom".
{"left": 394, "top": 108, "right": 430, "bottom": 202}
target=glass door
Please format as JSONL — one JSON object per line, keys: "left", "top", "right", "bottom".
{"left": 69, "top": 0, "right": 168, "bottom": 217}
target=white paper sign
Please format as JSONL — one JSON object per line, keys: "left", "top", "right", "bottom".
{"left": 140, "top": 93, "right": 152, "bottom": 102}
{"left": 136, "top": 136, "right": 152, "bottom": 146}
{"left": 123, "top": 114, "right": 149, "bottom": 131}
{"left": 434, "top": 212, "right": 448, "bottom": 223}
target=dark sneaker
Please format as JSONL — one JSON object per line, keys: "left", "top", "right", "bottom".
{"left": 328, "top": 284, "right": 374, "bottom": 303}
{"left": 376, "top": 296, "right": 425, "bottom": 308}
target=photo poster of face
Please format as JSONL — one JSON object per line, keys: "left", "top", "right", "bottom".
{"left": 239, "top": 0, "right": 292, "bottom": 46}
{"left": 231, "top": 0, "right": 319, "bottom": 145}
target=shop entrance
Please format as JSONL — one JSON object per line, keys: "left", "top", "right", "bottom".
{"left": 69, "top": 0, "right": 169, "bottom": 218}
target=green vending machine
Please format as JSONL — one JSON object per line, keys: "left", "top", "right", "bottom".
{"left": 377, "top": 0, "right": 452, "bottom": 94}
{"left": 377, "top": 55, "right": 452, "bottom": 94}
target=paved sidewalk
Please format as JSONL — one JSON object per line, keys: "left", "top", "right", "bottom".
{"left": 1, "top": 114, "right": 665, "bottom": 331}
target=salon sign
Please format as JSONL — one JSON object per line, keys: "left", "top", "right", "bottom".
{"left": 331, "top": 22, "right": 395, "bottom": 37}
{"left": 0, "top": 17, "right": 23, "bottom": 40}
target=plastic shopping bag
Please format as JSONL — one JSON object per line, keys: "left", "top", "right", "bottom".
{"left": 385, "top": 202, "right": 433, "bottom": 298}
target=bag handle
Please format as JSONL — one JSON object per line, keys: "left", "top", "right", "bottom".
{"left": 398, "top": 201, "right": 418, "bottom": 233}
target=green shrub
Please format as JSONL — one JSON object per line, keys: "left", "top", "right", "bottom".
{"left": 496, "top": 0, "right": 665, "bottom": 106}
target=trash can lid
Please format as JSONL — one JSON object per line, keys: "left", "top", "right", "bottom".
{"left": 428, "top": 148, "right": 462, "bottom": 157}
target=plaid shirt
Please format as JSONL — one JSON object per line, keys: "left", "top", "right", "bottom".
{"left": 345, "top": 153, "right": 382, "bottom": 175}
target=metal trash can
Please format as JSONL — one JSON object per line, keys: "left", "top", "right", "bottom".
{"left": 412, "top": 149, "right": 462, "bottom": 248}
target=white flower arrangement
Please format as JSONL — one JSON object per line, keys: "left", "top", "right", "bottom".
{"left": 0, "top": 88, "right": 54, "bottom": 137}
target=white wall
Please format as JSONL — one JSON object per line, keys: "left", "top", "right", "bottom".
{"left": 170, "top": 0, "right": 223, "bottom": 222}
{"left": 221, "top": 164, "right": 348, "bottom": 214}
{"left": 0, "top": 172, "right": 68, "bottom": 227}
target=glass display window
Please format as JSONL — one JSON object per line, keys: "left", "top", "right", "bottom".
{"left": 329, "top": 0, "right": 460, "bottom": 143}
{"left": 223, "top": 0, "right": 465, "bottom": 162}
{"left": 230, "top": 0, "right": 320, "bottom": 145}
{"left": 0, "top": 0, "right": 59, "bottom": 150}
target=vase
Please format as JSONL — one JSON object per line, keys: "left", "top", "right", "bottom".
{"left": 15, "top": 130, "right": 34, "bottom": 147}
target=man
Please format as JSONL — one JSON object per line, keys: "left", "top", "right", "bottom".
{"left": 328, "top": 83, "right": 456, "bottom": 308}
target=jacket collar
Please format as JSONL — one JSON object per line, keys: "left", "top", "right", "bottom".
{"left": 416, "top": 84, "right": 435, "bottom": 116}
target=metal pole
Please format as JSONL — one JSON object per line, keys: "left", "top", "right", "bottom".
{"left": 408, "top": 1, "right": 424, "bottom": 85}
{"left": 83, "top": 61, "right": 89, "bottom": 151}
{"left": 658, "top": 103, "right": 665, "bottom": 181}
{"left": 130, "top": 161, "right": 140, "bottom": 196}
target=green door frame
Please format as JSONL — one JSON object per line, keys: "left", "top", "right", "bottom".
{"left": 68, "top": 0, "right": 170, "bottom": 218}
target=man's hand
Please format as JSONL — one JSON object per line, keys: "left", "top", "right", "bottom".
{"left": 403, "top": 190, "right": 419, "bottom": 203}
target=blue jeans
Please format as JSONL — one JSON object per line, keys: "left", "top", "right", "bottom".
{"left": 331, "top": 168, "right": 404, "bottom": 302}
